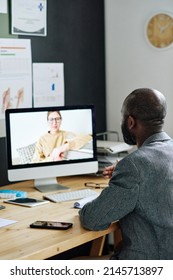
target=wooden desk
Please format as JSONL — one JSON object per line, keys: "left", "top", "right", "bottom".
{"left": 0, "top": 175, "right": 120, "bottom": 260}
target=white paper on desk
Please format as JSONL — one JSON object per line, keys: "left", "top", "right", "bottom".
{"left": 74, "top": 194, "right": 99, "bottom": 209}
{"left": 0, "top": 218, "right": 17, "bottom": 228}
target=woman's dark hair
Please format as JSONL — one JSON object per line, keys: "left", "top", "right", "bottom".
{"left": 47, "top": 111, "right": 62, "bottom": 120}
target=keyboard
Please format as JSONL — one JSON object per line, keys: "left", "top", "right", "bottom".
{"left": 43, "top": 188, "right": 98, "bottom": 203}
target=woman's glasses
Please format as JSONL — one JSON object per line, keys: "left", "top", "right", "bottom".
{"left": 48, "top": 117, "right": 61, "bottom": 124}
{"left": 84, "top": 182, "right": 108, "bottom": 189}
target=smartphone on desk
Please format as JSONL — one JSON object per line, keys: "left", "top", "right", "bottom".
{"left": 30, "top": 220, "right": 73, "bottom": 230}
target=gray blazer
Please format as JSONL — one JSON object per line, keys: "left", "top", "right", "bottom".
{"left": 79, "top": 132, "right": 173, "bottom": 259}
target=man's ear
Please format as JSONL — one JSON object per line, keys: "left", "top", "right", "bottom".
{"left": 128, "top": 115, "right": 136, "bottom": 129}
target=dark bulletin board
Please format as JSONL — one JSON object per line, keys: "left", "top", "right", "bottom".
{"left": 0, "top": 0, "right": 106, "bottom": 186}
{"left": 19, "top": 0, "right": 106, "bottom": 132}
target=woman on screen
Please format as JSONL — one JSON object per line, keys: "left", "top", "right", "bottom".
{"left": 32, "top": 111, "right": 92, "bottom": 162}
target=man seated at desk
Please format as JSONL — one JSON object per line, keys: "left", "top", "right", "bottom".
{"left": 79, "top": 88, "right": 173, "bottom": 260}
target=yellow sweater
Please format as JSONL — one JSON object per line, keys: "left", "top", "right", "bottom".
{"left": 32, "top": 130, "right": 92, "bottom": 162}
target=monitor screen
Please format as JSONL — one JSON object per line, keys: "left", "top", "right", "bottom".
{"left": 5, "top": 105, "right": 98, "bottom": 192}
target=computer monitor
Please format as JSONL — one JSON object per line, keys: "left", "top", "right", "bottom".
{"left": 5, "top": 105, "right": 98, "bottom": 192}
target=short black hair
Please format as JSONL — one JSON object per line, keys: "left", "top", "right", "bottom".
{"left": 122, "top": 88, "right": 167, "bottom": 128}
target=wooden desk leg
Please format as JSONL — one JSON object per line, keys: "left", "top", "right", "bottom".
{"left": 89, "top": 223, "right": 122, "bottom": 257}
{"left": 113, "top": 224, "right": 122, "bottom": 250}
{"left": 89, "top": 235, "right": 106, "bottom": 257}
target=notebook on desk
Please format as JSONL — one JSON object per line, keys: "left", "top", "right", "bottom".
{"left": 74, "top": 193, "right": 99, "bottom": 209}
{"left": 97, "top": 140, "right": 133, "bottom": 154}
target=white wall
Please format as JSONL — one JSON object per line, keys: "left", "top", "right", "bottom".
{"left": 104, "top": 0, "right": 173, "bottom": 139}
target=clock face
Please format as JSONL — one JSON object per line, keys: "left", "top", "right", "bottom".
{"left": 146, "top": 13, "right": 173, "bottom": 48}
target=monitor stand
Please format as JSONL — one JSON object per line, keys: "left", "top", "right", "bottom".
{"left": 34, "top": 177, "right": 69, "bottom": 193}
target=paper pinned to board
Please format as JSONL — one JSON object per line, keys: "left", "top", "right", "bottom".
{"left": 0, "top": 0, "right": 8, "bottom": 13}
{"left": 33, "top": 63, "right": 64, "bottom": 107}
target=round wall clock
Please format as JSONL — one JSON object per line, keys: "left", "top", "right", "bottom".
{"left": 146, "top": 12, "right": 173, "bottom": 49}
